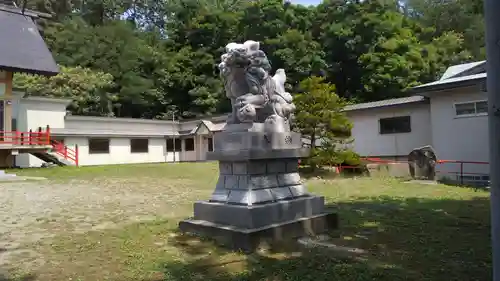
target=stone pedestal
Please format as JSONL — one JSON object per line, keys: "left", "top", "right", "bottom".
{"left": 179, "top": 131, "right": 338, "bottom": 252}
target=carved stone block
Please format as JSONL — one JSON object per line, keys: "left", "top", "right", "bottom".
{"left": 232, "top": 162, "right": 248, "bottom": 175}
{"left": 277, "top": 172, "right": 301, "bottom": 186}
{"left": 227, "top": 189, "right": 275, "bottom": 205}
{"left": 247, "top": 161, "right": 267, "bottom": 175}
{"left": 271, "top": 186, "right": 294, "bottom": 200}
{"left": 286, "top": 160, "right": 299, "bottom": 173}
{"left": 219, "top": 162, "right": 232, "bottom": 175}
{"left": 289, "top": 185, "right": 308, "bottom": 197}
{"left": 210, "top": 177, "right": 230, "bottom": 202}
{"left": 267, "top": 160, "right": 286, "bottom": 173}
{"left": 224, "top": 175, "right": 239, "bottom": 189}
{"left": 213, "top": 132, "right": 303, "bottom": 152}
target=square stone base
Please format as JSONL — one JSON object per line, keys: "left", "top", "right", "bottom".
{"left": 194, "top": 195, "right": 326, "bottom": 229}
{"left": 179, "top": 211, "right": 338, "bottom": 253}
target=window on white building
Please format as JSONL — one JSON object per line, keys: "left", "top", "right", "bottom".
{"left": 184, "top": 138, "right": 195, "bottom": 151}
{"left": 379, "top": 116, "right": 411, "bottom": 134}
{"left": 207, "top": 137, "right": 213, "bottom": 152}
{"left": 89, "top": 138, "right": 110, "bottom": 154}
{"left": 166, "top": 138, "right": 181, "bottom": 152}
{"left": 130, "top": 138, "right": 149, "bottom": 153}
{"left": 455, "top": 100, "right": 488, "bottom": 117}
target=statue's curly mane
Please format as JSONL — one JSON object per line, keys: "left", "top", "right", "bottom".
{"left": 218, "top": 41, "right": 295, "bottom": 130}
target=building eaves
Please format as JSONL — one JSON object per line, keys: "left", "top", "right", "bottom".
{"left": 50, "top": 128, "right": 177, "bottom": 138}
{"left": 184, "top": 120, "right": 227, "bottom": 135}
{"left": 22, "top": 95, "right": 72, "bottom": 105}
{"left": 408, "top": 73, "right": 486, "bottom": 95}
{"left": 65, "top": 115, "right": 177, "bottom": 125}
{"left": 440, "top": 61, "right": 486, "bottom": 81}
{"left": 343, "top": 96, "right": 428, "bottom": 112}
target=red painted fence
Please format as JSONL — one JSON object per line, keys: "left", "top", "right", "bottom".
{"left": 336, "top": 157, "right": 489, "bottom": 185}
{"left": 0, "top": 125, "right": 79, "bottom": 166}
{"left": 50, "top": 139, "right": 79, "bottom": 166}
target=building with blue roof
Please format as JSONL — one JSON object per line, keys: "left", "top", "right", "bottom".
{"left": 344, "top": 60, "right": 488, "bottom": 184}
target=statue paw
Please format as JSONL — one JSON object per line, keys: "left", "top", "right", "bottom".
{"left": 236, "top": 104, "right": 257, "bottom": 123}
{"left": 264, "top": 114, "right": 289, "bottom": 133}
{"left": 235, "top": 96, "right": 249, "bottom": 108}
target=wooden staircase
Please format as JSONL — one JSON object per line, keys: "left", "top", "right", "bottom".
{"left": 43, "top": 139, "right": 78, "bottom": 166}
{"left": 29, "top": 127, "right": 79, "bottom": 166}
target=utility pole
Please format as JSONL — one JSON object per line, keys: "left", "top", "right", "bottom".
{"left": 172, "top": 111, "right": 176, "bottom": 163}
{"left": 484, "top": 0, "right": 500, "bottom": 279}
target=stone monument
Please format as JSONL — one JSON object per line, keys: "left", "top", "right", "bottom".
{"left": 408, "top": 145, "right": 437, "bottom": 180}
{"left": 179, "top": 40, "right": 337, "bottom": 252}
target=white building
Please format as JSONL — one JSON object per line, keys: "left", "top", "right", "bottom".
{"left": 344, "top": 60, "right": 488, "bottom": 182}
{"left": 0, "top": 61, "right": 491, "bottom": 183}
{"left": 11, "top": 95, "right": 227, "bottom": 167}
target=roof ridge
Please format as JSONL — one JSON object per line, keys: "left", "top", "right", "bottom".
{"left": 440, "top": 61, "right": 486, "bottom": 81}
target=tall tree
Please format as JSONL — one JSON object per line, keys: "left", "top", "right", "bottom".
{"left": 14, "top": 66, "right": 116, "bottom": 116}
{"left": 294, "top": 76, "right": 354, "bottom": 171}
{"left": 404, "top": 0, "right": 485, "bottom": 58}
{"left": 314, "top": 0, "right": 470, "bottom": 102}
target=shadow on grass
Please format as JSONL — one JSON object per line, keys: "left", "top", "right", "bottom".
{"left": 157, "top": 196, "right": 491, "bottom": 281}
{"left": 438, "top": 178, "right": 490, "bottom": 191}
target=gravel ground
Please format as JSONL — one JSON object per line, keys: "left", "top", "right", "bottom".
{"left": 0, "top": 176, "right": 211, "bottom": 273}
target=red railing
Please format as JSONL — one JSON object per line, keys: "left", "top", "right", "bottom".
{"left": 335, "top": 157, "right": 409, "bottom": 173}
{"left": 50, "top": 139, "right": 79, "bottom": 166}
{"left": 0, "top": 128, "right": 50, "bottom": 145}
{"left": 335, "top": 157, "right": 490, "bottom": 185}
{"left": 0, "top": 125, "right": 79, "bottom": 166}
{"left": 436, "top": 160, "right": 489, "bottom": 185}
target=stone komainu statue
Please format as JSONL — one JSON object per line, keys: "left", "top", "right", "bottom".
{"left": 218, "top": 40, "right": 295, "bottom": 133}
{"left": 408, "top": 145, "right": 437, "bottom": 180}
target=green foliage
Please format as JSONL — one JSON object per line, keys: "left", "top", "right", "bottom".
{"left": 294, "top": 76, "right": 357, "bottom": 170}
{"left": 315, "top": 0, "right": 471, "bottom": 101}
{"left": 14, "top": 66, "right": 115, "bottom": 116}
{"left": 16, "top": 0, "right": 478, "bottom": 120}
{"left": 404, "top": 0, "right": 485, "bottom": 59}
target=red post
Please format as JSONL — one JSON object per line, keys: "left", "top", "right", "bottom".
{"left": 75, "top": 144, "right": 79, "bottom": 166}
{"left": 64, "top": 146, "right": 68, "bottom": 158}
{"left": 37, "top": 127, "right": 42, "bottom": 145}
{"left": 46, "top": 125, "right": 51, "bottom": 145}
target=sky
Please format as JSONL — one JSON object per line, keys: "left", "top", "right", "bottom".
{"left": 289, "top": 0, "right": 322, "bottom": 6}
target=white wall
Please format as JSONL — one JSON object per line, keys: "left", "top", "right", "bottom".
{"left": 429, "top": 86, "right": 489, "bottom": 179}
{"left": 62, "top": 135, "right": 213, "bottom": 165}
{"left": 346, "top": 103, "right": 432, "bottom": 158}
{"left": 64, "top": 137, "right": 177, "bottom": 166}
{"left": 15, "top": 97, "right": 70, "bottom": 167}
{"left": 16, "top": 97, "right": 68, "bottom": 131}
{"left": 181, "top": 135, "right": 213, "bottom": 162}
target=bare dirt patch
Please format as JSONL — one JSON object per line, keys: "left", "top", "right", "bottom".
{"left": 0, "top": 176, "right": 212, "bottom": 273}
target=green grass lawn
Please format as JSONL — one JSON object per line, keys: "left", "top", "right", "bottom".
{"left": 7, "top": 163, "right": 492, "bottom": 281}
